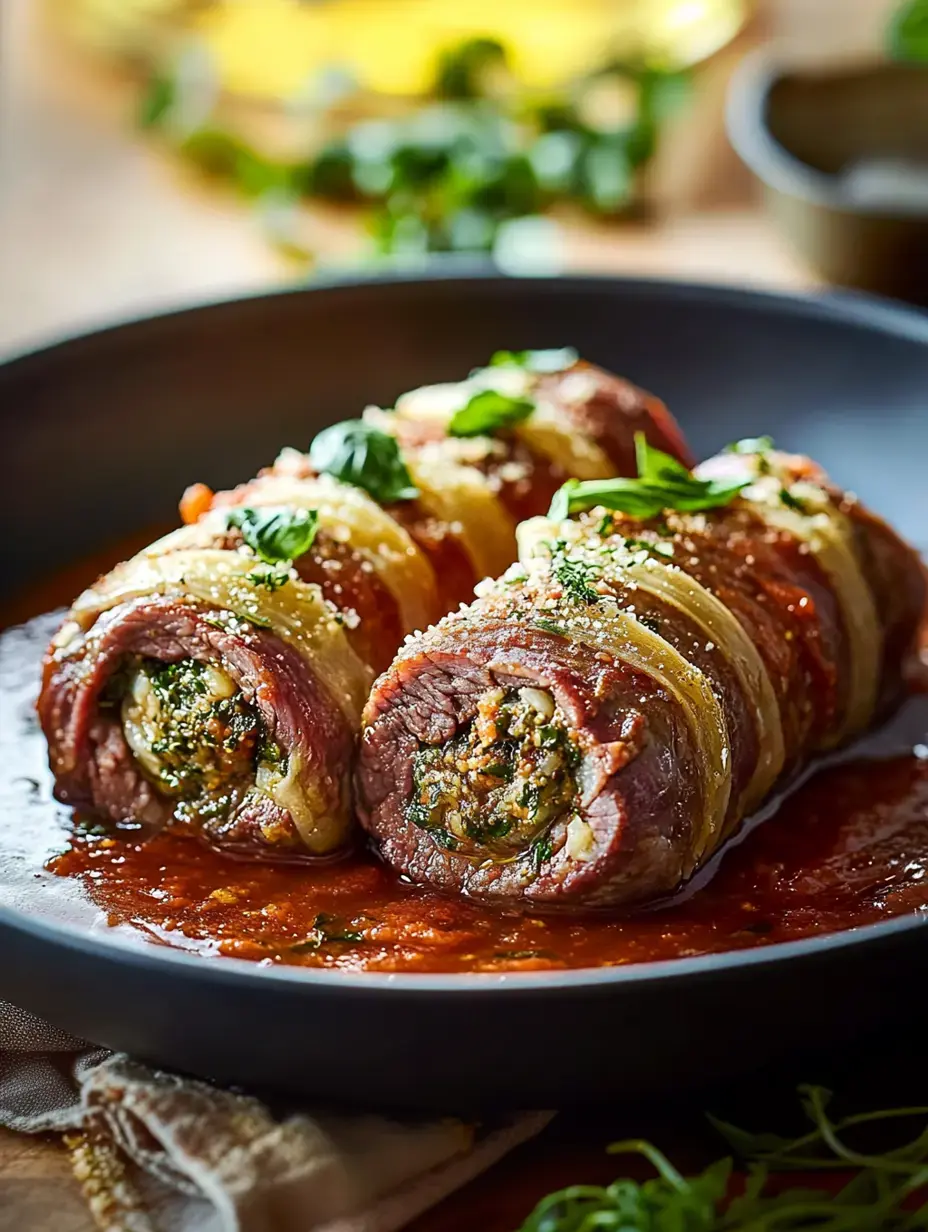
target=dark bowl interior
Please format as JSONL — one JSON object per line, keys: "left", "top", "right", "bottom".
{"left": 1, "top": 274, "right": 927, "bottom": 1111}
{"left": 766, "top": 62, "right": 928, "bottom": 180}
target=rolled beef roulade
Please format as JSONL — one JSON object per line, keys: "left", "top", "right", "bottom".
{"left": 39, "top": 349, "right": 688, "bottom": 859}
{"left": 357, "top": 436, "right": 926, "bottom": 906}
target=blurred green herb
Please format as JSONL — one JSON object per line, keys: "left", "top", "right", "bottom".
{"left": 488, "top": 347, "right": 579, "bottom": 373}
{"left": 435, "top": 37, "right": 509, "bottom": 100}
{"left": 518, "top": 1085, "right": 928, "bottom": 1230}
{"left": 138, "top": 72, "right": 176, "bottom": 129}
{"left": 724, "top": 435, "right": 774, "bottom": 455}
{"left": 227, "top": 506, "right": 318, "bottom": 565}
{"left": 138, "top": 40, "right": 688, "bottom": 259}
{"left": 889, "top": 0, "right": 928, "bottom": 60}
{"left": 309, "top": 420, "right": 419, "bottom": 504}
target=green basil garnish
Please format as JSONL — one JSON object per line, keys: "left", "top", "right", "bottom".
{"left": 448, "top": 388, "right": 535, "bottom": 438}
{"left": 227, "top": 506, "right": 319, "bottom": 565}
{"left": 488, "top": 347, "right": 578, "bottom": 373}
{"left": 309, "top": 420, "right": 418, "bottom": 504}
{"left": 548, "top": 433, "right": 749, "bottom": 522}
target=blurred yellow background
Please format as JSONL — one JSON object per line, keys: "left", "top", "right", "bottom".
{"left": 54, "top": 0, "right": 747, "bottom": 96}
{"left": 1, "top": 0, "right": 848, "bottom": 360}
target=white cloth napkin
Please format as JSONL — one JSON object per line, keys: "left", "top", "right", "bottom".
{"left": 0, "top": 1001, "right": 551, "bottom": 1232}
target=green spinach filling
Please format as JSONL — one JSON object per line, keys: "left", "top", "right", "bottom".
{"left": 408, "top": 686, "right": 580, "bottom": 863}
{"left": 117, "top": 658, "right": 282, "bottom": 823}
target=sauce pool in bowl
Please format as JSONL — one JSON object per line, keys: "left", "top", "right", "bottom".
{"left": 3, "top": 545, "right": 928, "bottom": 975}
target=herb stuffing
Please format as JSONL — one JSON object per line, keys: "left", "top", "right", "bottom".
{"left": 227, "top": 506, "right": 319, "bottom": 565}
{"left": 549, "top": 433, "right": 749, "bottom": 522}
{"left": 518, "top": 1084, "right": 928, "bottom": 1231}
{"left": 309, "top": 420, "right": 419, "bottom": 504}
{"left": 408, "top": 687, "right": 578, "bottom": 862}
{"left": 448, "top": 388, "right": 536, "bottom": 438}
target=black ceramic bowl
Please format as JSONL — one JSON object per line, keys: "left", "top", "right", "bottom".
{"left": 727, "top": 52, "right": 928, "bottom": 301}
{"left": 1, "top": 273, "right": 927, "bottom": 1112}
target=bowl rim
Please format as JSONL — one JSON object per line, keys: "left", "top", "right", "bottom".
{"left": 726, "top": 48, "right": 928, "bottom": 220}
{"left": 3, "top": 269, "right": 928, "bottom": 999}
{"left": 1, "top": 888, "right": 926, "bottom": 997}
{"left": 2, "top": 267, "right": 928, "bottom": 379}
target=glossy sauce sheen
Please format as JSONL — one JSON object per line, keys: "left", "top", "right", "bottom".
{"left": 4, "top": 550, "right": 928, "bottom": 975}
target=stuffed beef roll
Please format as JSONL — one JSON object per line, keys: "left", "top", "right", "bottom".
{"left": 40, "top": 349, "right": 687, "bottom": 859}
{"left": 357, "top": 437, "right": 925, "bottom": 906}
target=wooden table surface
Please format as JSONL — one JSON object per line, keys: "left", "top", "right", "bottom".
{"left": 0, "top": 3, "right": 824, "bottom": 1228}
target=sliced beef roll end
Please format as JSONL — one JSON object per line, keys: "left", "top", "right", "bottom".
{"left": 357, "top": 445, "right": 926, "bottom": 907}
{"left": 39, "top": 350, "right": 685, "bottom": 859}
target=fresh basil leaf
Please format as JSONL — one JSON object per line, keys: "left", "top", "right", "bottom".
{"left": 725, "top": 435, "right": 775, "bottom": 455}
{"left": 549, "top": 435, "right": 749, "bottom": 522}
{"left": 310, "top": 420, "right": 418, "bottom": 504}
{"left": 448, "top": 389, "right": 535, "bottom": 438}
{"left": 488, "top": 347, "right": 579, "bottom": 373}
{"left": 227, "top": 506, "right": 318, "bottom": 565}
{"left": 635, "top": 431, "right": 692, "bottom": 484}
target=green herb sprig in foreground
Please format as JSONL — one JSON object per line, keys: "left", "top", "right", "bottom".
{"left": 517, "top": 1085, "right": 928, "bottom": 1231}
{"left": 309, "top": 420, "right": 419, "bottom": 504}
{"left": 227, "top": 506, "right": 319, "bottom": 566}
{"left": 548, "top": 433, "right": 749, "bottom": 522}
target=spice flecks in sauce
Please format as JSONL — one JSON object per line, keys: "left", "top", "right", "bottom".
{"left": 39, "top": 751, "right": 927, "bottom": 972}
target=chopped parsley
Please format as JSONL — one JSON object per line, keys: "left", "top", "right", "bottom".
{"left": 227, "top": 506, "right": 318, "bottom": 565}
{"left": 529, "top": 832, "right": 553, "bottom": 872}
{"left": 310, "top": 420, "right": 418, "bottom": 504}
{"left": 448, "top": 388, "right": 535, "bottom": 438}
{"left": 623, "top": 536, "right": 674, "bottom": 560}
{"left": 484, "top": 761, "right": 513, "bottom": 780}
{"left": 553, "top": 554, "right": 600, "bottom": 604}
{"left": 290, "top": 912, "right": 365, "bottom": 952}
{"left": 549, "top": 433, "right": 749, "bottom": 522}
{"left": 534, "top": 618, "right": 567, "bottom": 636}
{"left": 246, "top": 566, "right": 291, "bottom": 591}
